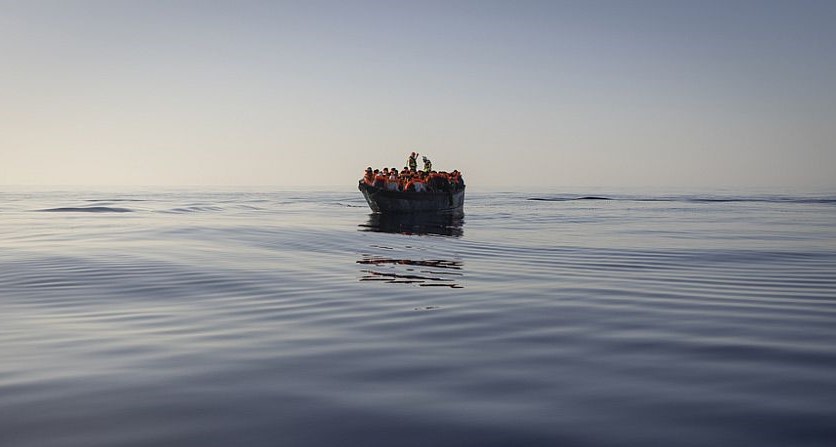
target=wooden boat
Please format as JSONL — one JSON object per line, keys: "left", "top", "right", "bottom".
{"left": 358, "top": 181, "right": 465, "bottom": 214}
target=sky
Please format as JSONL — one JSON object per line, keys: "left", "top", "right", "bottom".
{"left": 1, "top": 0, "right": 834, "bottom": 189}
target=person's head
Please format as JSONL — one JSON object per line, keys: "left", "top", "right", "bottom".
{"left": 374, "top": 169, "right": 379, "bottom": 174}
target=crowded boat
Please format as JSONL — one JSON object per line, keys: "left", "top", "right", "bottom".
{"left": 360, "top": 152, "right": 465, "bottom": 193}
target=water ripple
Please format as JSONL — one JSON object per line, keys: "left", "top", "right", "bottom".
{"left": 37, "top": 206, "right": 135, "bottom": 213}
{"left": 2, "top": 189, "right": 836, "bottom": 447}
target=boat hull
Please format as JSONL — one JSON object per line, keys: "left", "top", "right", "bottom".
{"left": 359, "top": 182, "right": 465, "bottom": 214}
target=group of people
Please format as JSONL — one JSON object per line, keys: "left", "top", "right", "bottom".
{"left": 362, "top": 152, "right": 464, "bottom": 193}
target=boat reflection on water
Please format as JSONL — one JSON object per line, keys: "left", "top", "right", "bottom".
{"left": 357, "top": 256, "right": 463, "bottom": 288}
{"left": 359, "top": 212, "right": 464, "bottom": 237}
{"left": 358, "top": 212, "right": 464, "bottom": 288}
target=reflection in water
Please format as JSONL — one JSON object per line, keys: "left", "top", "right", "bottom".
{"left": 359, "top": 212, "right": 464, "bottom": 237}
{"left": 358, "top": 255, "right": 463, "bottom": 288}
{"left": 358, "top": 213, "right": 465, "bottom": 288}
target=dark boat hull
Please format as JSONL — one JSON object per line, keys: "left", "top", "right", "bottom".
{"left": 359, "top": 182, "right": 465, "bottom": 214}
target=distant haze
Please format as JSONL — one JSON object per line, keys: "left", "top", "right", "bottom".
{"left": 2, "top": 1, "right": 834, "bottom": 189}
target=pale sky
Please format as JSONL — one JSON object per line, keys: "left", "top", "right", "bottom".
{"left": 2, "top": 0, "right": 834, "bottom": 189}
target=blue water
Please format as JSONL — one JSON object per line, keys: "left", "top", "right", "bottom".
{"left": 2, "top": 187, "right": 835, "bottom": 447}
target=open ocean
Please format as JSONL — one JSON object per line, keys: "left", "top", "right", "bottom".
{"left": 2, "top": 187, "right": 835, "bottom": 447}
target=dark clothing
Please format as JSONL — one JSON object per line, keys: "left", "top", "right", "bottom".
{"left": 428, "top": 174, "right": 450, "bottom": 192}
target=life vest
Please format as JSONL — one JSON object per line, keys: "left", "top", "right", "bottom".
{"left": 449, "top": 173, "right": 460, "bottom": 187}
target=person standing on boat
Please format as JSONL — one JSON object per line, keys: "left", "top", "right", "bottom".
{"left": 408, "top": 152, "right": 419, "bottom": 172}
{"left": 422, "top": 156, "right": 432, "bottom": 173}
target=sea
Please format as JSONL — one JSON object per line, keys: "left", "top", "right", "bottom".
{"left": 1, "top": 186, "right": 835, "bottom": 447}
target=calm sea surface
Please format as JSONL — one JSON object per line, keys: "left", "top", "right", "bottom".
{"left": 2, "top": 187, "right": 835, "bottom": 447}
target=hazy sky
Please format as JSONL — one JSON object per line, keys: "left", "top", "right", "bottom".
{"left": 2, "top": 0, "right": 834, "bottom": 189}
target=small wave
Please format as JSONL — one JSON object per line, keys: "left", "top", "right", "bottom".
{"left": 162, "top": 206, "right": 225, "bottom": 214}
{"left": 84, "top": 199, "right": 147, "bottom": 202}
{"left": 528, "top": 196, "right": 612, "bottom": 202}
{"left": 37, "top": 206, "right": 134, "bottom": 213}
{"left": 686, "top": 197, "right": 836, "bottom": 204}
{"left": 234, "top": 205, "right": 266, "bottom": 211}
{"left": 528, "top": 196, "right": 836, "bottom": 204}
